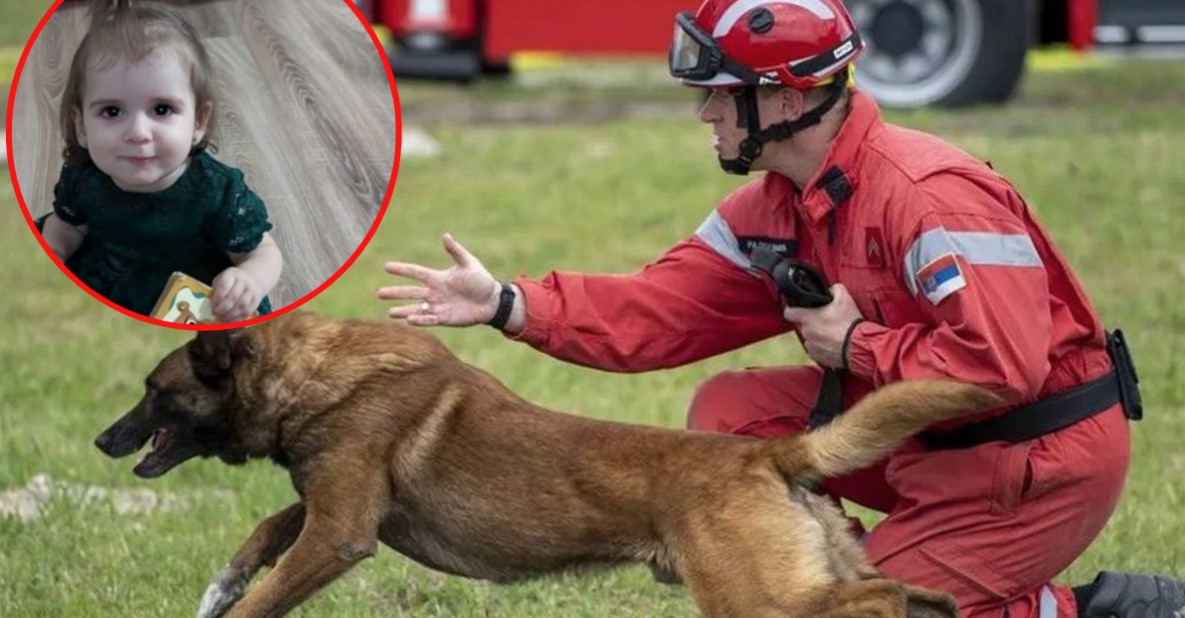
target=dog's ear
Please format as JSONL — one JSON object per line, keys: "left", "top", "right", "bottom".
{"left": 192, "top": 329, "right": 252, "bottom": 379}
{"left": 195, "top": 329, "right": 238, "bottom": 370}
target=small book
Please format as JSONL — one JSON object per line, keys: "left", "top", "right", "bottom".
{"left": 149, "top": 272, "right": 256, "bottom": 324}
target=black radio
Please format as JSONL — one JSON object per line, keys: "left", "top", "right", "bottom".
{"left": 749, "top": 247, "right": 832, "bottom": 308}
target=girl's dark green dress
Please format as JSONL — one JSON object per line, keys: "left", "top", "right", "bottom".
{"left": 45, "top": 152, "right": 273, "bottom": 316}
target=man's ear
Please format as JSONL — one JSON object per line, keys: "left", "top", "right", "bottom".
{"left": 193, "top": 102, "right": 213, "bottom": 144}
{"left": 777, "top": 87, "right": 807, "bottom": 122}
{"left": 73, "top": 108, "right": 87, "bottom": 148}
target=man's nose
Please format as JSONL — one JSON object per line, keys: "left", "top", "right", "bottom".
{"left": 698, "top": 99, "right": 717, "bottom": 123}
{"left": 124, "top": 113, "right": 151, "bottom": 143}
{"left": 698, "top": 91, "right": 723, "bottom": 123}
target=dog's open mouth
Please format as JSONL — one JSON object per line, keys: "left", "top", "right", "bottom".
{"left": 131, "top": 425, "right": 203, "bottom": 479}
{"left": 132, "top": 426, "right": 173, "bottom": 477}
{"left": 152, "top": 427, "right": 170, "bottom": 452}
{"left": 98, "top": 396, "right": 219, "bottom": 479}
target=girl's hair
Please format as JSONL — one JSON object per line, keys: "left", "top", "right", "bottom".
{"left": 59, "top": 0, "right": 217, "bottom": 165}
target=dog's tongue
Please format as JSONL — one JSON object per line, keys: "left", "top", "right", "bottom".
{"left": 134, "top": 428, "right": 170, "bottom": 477}
{"left": 150, "top": 427, "right": 169, "bottom": 453}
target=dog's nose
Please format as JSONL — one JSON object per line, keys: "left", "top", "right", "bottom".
{"left": 94, "top": 431, "right": 113, "bottom": 455}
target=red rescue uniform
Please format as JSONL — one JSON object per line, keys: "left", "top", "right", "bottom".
{"left": 510, "top": 90, "right": 1129, "bottom": 618}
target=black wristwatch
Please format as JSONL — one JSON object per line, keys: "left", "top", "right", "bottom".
{"left": 487, "top": 282, "right": 516, "bottom": 330}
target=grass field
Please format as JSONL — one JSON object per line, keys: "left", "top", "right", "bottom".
{"left": 3, "top": 3, "right": 1185, "bottom": 616}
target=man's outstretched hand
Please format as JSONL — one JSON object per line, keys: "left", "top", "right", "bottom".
{"left": 377, "top": 233, "right": 502, "bottom": 328}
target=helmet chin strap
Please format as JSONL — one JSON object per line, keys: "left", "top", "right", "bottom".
{"left": 718, "top": 74, "right": 848, "bottom": 175}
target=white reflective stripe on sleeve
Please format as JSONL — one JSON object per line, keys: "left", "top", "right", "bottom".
{"left": 903, "top": 227, "right": 1043, "bottom": 296}
{"left": 694, "top": 210, "right": 750, "bottom": 269}
{"left": 714, "top": 0, "right": 834, "bottom": 37}
{"left": 1040, "top": 585, "right": 1058, "bottom": 618}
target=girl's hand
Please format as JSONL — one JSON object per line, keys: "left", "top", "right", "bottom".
{"left": 212, "top": 267, "right": 263, "bottom": 323}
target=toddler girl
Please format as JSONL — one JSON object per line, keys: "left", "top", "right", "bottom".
{"left": 39, "top": 0, "right": 282, "bottom": 323}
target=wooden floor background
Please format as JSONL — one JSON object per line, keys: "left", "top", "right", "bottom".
{"left": 11, "top": 0, "right": 398, "bottom": 308}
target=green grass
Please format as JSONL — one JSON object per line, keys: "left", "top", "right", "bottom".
{"left": 0, "top": 1, "right": 50, "bottom": 90}
{"left": 3, "top": 47, "right": 1185, "bottom": 617}
{"left": 0, "top": 2, "right": 49, "bottom": 50}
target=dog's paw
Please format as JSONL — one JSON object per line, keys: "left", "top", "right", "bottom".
{"left": 196, "top": 567, "right": 247, "bottom": 618}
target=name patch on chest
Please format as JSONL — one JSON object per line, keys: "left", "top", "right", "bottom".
{"left": 737, "top": 236, "right": 796, "bottom": 260}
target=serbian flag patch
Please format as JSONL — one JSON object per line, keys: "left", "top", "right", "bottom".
{"left": 915, "top": 253, "right": 967, "bottom": 305}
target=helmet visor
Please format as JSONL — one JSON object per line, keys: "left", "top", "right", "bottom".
{"left": 669, "top": 12, "right": 766, "bottom": 85}
{"left": 669, "top": 13, "right": 718, "bottom": 81}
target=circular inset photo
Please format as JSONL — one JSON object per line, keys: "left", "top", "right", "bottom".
{"left": 7, "top": 0, "right": 400, "bottom": 328}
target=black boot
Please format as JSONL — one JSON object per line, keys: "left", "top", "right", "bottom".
{"left": 1074, "top": 571, "right": 1185, "bottom": 617}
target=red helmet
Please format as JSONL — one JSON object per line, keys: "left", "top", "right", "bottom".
{"left": 670, "top": 0, "right": 864, "bottom": 90}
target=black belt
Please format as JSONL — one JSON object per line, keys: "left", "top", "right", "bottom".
{"left": 918, "top": 371, "right": 1119, "bottom": 450}
{"left": 919, "top": 329, "right": 1142, "bottom": 450}
{"left": 807, "top": 329, "right": 1142, "bottom": 450}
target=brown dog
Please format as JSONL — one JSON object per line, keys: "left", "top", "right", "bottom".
{"left": 94, "top": 312, "right": 999, "bottom": 618}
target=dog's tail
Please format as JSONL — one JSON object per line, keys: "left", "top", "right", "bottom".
{"left": 764, "top": 379, "right": 1002, "bottom": 481}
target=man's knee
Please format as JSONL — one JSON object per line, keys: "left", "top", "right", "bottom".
{"left": 686, "top": 367, "right": 818, "bottom": 435}
{"left": 687, "top": 370, "right": 753, "bottom": 432}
